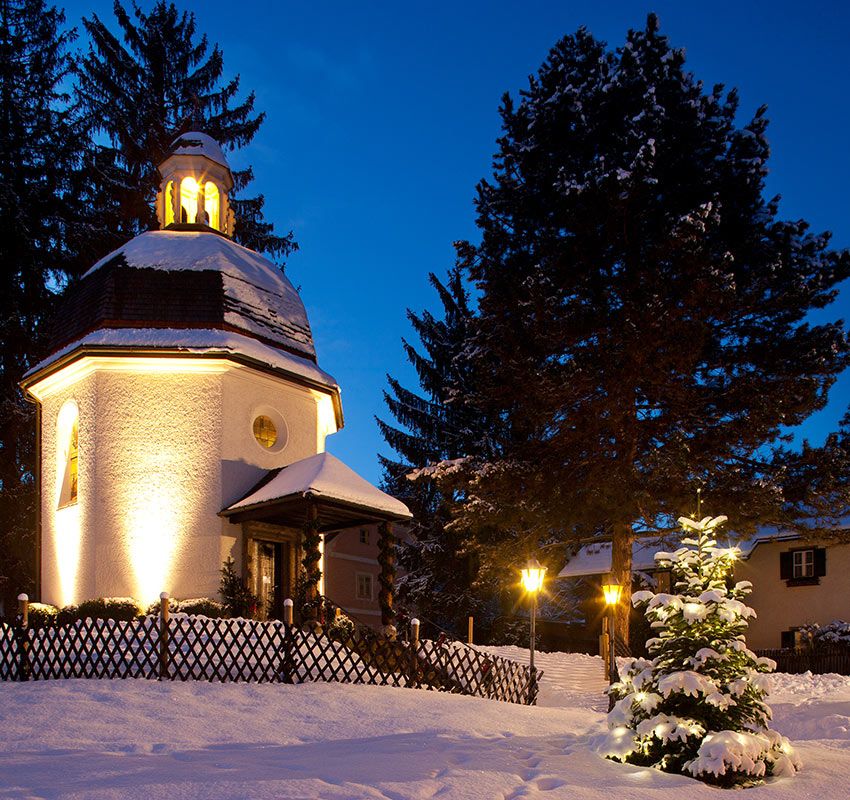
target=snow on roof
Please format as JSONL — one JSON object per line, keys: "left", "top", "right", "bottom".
{"left": 557, "top": 529, "right": 804, "bottom": 578}
{"left": 226, "top": 452, "right": 412, "bottom": 519}
{"left": 557, "top": 539, "right": 661, "bottom": 578}
{"left": 23, "top": 327, "right": 338, "bottom": 392}
{"left": 170, "top": 132, "right": 229, "bottom": 169}
{"left": 84, "top": 231, "right": 315, "bottom": 358}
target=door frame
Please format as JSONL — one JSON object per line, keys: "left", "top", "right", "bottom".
{"left": 241, "top": 522, "right": 300, "bottom": 619}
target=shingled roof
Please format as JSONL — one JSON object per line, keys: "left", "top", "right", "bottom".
{"left": 47, "top": 230, "right": 316, "bottom": 361}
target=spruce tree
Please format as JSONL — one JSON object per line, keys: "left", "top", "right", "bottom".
{"left": 603, "top": 514, "right": 801, "bottom": 786}
{"left": 448, "top": 15, "right": 850, "bottom": 636}
{"left": 76, "top": 0, "right": 295, "bottom": 260}
{"left": 0, "top": 0, "right": 89, "bottom": 610}
{"left": 378, "top": 268, "right": 497, "bottom": 633}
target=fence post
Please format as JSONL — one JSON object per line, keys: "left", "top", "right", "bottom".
{"left": 159, "top": 592, "right": 169, "bottom": 681}
{"left": 408, "top": 618, "right": 420, "bottom": 688}
{"left": 467, "top": 616, "right": 474, "bottom": 645}
{"left": 281, "top": 598, "right": 295, "bottom": 684}
{"left": 16, "top": 594, "right": 29, "bottom": 682}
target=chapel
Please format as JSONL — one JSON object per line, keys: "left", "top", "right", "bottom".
{"left": 21, "top": 132, "right": 411, "bottom": 622}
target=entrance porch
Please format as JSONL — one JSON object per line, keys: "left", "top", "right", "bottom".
{"left": 221, "top": 452, "right": 412, "bottom": 627}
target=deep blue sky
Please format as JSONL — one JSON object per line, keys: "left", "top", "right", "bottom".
{"left": 63, "top": 0, "right": 850, "bottom": 483}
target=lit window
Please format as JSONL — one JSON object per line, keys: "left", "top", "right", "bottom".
{"left": 253, "top": 415, "right": 277, "bottom": 449}
{"left": 355, "top": 573, "right": 373, "bottom": 600}
{"left": 180, "top": 176, "right": 199, "bottom": 223}
{"left": 792, "top": 549, "right": 814, "bottom": 579}
{"left": 359, "top": 529, "right": 369, "bottom": 544}
{"left": 59, "top": 416, "right": 79, "bottom": 508}
{"left": 165, "top": 180, "right": 174, "bottom": 225}
{"left": 204, "top": 181, "right": 220, "bottom": 229}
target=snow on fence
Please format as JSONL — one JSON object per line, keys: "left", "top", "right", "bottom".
{"left": 0, "top": 602, "right": 541, "bottom": 705}
{"left": 756, "top": 646, "right": 850, "bottom": 676}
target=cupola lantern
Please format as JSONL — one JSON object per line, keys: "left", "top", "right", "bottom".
{"left": 155, "top": 131, "right": 235, "bottom": 235}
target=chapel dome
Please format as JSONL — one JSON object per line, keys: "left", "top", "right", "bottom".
{"left": 47, "top": 229, "right": 317, "bottom": 362}
{"left": 169, "top": 131, "right": 230, "bottom": 170}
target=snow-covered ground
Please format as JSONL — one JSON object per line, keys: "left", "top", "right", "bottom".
{"left": 1, "top": 649, "right": 849, "bottom": 799}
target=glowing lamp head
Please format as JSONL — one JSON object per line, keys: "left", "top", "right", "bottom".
{"left": 602, "top": 575, "right": 623, "bottom": 606}
{"left": 521, "top": 558, "right": 546, "bottom": 593}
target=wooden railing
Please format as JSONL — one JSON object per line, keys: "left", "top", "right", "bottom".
{"left": 756, "top": 645, "right": 850, "bottom": 675}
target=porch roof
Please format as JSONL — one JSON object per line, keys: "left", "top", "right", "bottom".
{"left": 220, "top": 451, "right": 412, "bottom": 531}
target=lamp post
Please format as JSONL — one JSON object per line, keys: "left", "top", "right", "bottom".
{"left": 602, "top": 574, "right": 623, "bottom": 694}
{"left": 521, "top": 558, "right": 546, "bottom": 703}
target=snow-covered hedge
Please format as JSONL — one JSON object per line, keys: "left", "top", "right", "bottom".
{"left": 799, "top": 620, "right": 850, "bottom": 647}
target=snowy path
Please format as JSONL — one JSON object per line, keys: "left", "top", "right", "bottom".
{"left": 483, "top": 646, "right": 608, "bottom": 710}
{"left": 2, "top": 655, "right": 850, "bottom": 799}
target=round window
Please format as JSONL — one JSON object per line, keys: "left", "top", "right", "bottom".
{"left": 253, "top": 415, "right": 278, "bottom": 449}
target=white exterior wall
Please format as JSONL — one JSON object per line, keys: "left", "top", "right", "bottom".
{"left": 40, "top": 374, "right": 97, "bottom": 608}
{"left": 218, "top": 366, "right": 331, "bottom": 573}
{"left": 35, "top": 357, "right": 333, "bottom": 608}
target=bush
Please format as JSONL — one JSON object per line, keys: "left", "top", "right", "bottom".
{"left": 799, "top": 620, "right": 850, "bottom": 647}
{"left": 143, "top": 597, "right": 227, "bottom": 618}
{"left": 27, "top": 602, "right": 59, "bottom": 628}
{"left": 73, "top": 597, "right": 143, "bottom": 622}
{"left": 219, "top": 557, "right": 259, "bottom": 618}
{"left": 326, "top": 611, "right": 356, "bottom": 642}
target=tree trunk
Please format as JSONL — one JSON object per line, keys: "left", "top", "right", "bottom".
{"left": 611, "top": 522, "right": 634, "bottom": 650}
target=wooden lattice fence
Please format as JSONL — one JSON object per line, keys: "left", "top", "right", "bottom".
{"left": 0, "top": 608, "right": 541, "bottom": 705}
{"left": 757, "top": 646, "right": 850, "bottom": 676}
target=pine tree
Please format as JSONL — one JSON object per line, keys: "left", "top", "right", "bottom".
{"left": 449, "top": 15, "right": 850, "bottom": 637}
{"left": 603, "top": 514, "right": 801, "bottom": 786}
{"left": 0, "top": 0, "right": 90, "bottom": 612}
{"left": 76, "top": 0, "right": 295, "bottom": 260}
{"left": 377, "top": 268, "right": 499, "bottom": 633}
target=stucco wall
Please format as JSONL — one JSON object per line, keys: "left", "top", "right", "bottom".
{"left": 37, "top": 357, "right": 328, "bottom": 608}
{"left": 737, "top": 540, "right": 850, "bottom": 649}
{"left": 40, "top": 375, "right": 97, "bottom": 608}
{"left": 91, "top": 368, "right": 223, "bottom": 603}
{"left": 220, "top": 367, "right": 325, "bottom": 507}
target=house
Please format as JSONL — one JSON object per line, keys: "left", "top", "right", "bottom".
{"left": 558, "top": 530, "right": 850, "bottom": 650}
{"left": 20, "top": 132, "right": 412, "bottom": 624}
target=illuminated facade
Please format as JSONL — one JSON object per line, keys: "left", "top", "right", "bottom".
{"left": 22, "top": 134, "right": 410, "bottom": 614}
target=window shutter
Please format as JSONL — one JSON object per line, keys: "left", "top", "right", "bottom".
{"left": 780, "top": 551, "right": 793, "bottom": 580}
{"left": 814, "top": 547, "right": 827, "bottom": 578}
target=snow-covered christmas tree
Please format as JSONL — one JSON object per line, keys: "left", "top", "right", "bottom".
{"left": 601, "top": 514, "right": 801, "bottom": 786}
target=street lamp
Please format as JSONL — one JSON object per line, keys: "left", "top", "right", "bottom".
{"left": 602, "top": 574, "right": 623, "bottom": 693}
{"left": 521, "top": 558, "right": 546, "bottom": 702}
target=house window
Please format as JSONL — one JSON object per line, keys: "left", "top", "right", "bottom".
{"left": 355, "top": 573, "right": 373, "bottom": 600}
{"left": 165, "top": 180, "right": 174, "bottom": 225}
{"left": 359, "top": 528, "right": 369, "bottom": 545}
{"left": 780, "top": 547, "right": 825, "bottom": 585}
{"left": 57, "top": 402, "right": 79, "bottom": 508}
{"left": 253, "top": 415, "right": 277, "bottom": 449}
{"left": 793, "top": 549, "right": 814, "bottom": 579}
{"left": 204, "top": 181, "right": 220, "bottom": 229}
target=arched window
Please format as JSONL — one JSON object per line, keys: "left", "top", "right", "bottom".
{"left": 179, "top": 176, "right": 199, "bottom": 223}
{"left": 57, "top": 401, "right": 79, "bottom": 508}
{"left": 204, "top": 181, "right": 220, "bottom": 230}
{"left": 165, "top": 180, "right": 175, "bottom": 225}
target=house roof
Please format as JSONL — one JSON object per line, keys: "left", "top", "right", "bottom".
{"left": 557, "top": 529, "right": 804, "bottom": 578}
{"left": 221, "top": 451, "right": 412, "bottom": 529}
